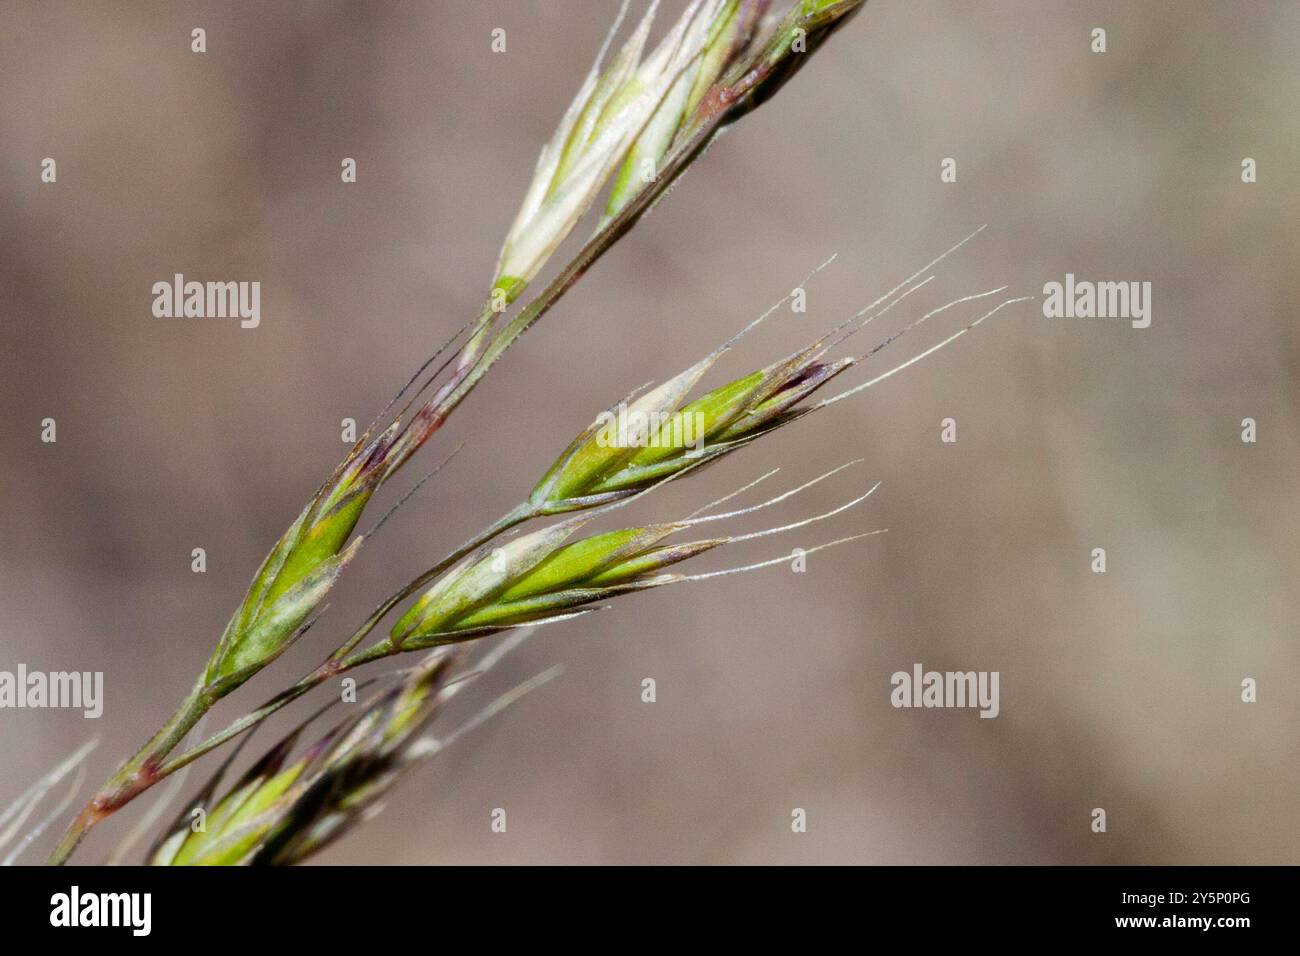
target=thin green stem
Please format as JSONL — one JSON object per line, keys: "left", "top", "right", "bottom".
{"left": 48, "top": 680, "right": 209, "bottom": 865}
{"left": 156, "top": 640, "right": 394, "bottom": 780}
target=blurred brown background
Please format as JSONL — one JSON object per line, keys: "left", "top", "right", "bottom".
{"left": 2, "top": 1, "right": 1297, "bottom": 864}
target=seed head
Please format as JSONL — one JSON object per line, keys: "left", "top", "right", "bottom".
{"left": 200, "top": 427, "right": 401, "bottom": 696}
{"left": 149, "top": 652, "right": 463, "bottom": 866}
{"left": 388, "top": 515, "right": 726, "bottom": 649}
{"left": 495, "top": 1, "right": 735, "bottom": 292}
{"left": 527, "top": 334, "right": 853, "bottom": 515}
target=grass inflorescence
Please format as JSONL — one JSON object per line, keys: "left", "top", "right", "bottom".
{"left": 14, "top": 1, "right": 1018, "bottom": 865}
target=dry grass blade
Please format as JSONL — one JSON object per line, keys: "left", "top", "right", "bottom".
{"left": 1, "top": 738, "right": 97, "bottom": 865}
